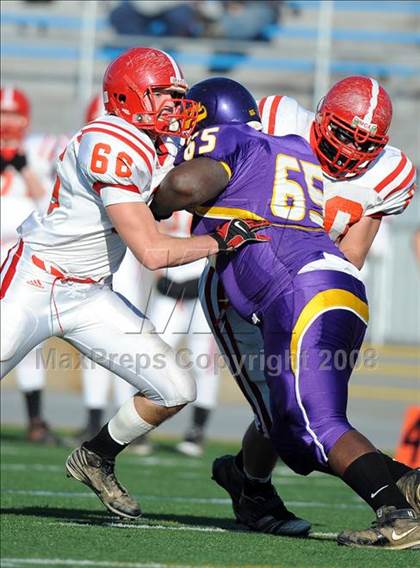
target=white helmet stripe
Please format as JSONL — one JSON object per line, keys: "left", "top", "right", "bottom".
{"left": 162, "top": 50, "right": 182, "bottom": 80}
{"left": 1, "top": 87, "right": 16, "bottom": 110}
{"left": 362, "top": 78, "right": 379, "bottom": 124}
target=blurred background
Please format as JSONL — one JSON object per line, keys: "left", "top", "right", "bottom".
{"left": 1, "top": 0, "right": 419, "bottom": 456}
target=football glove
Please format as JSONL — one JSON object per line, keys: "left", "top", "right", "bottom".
{"left": 0, "top": 150, "right": 27, "bottom": 174}
{"left": 211, "top": 218, "right": 271, "bottom": 251}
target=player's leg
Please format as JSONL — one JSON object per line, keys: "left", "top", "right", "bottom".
{"left": 176, "top": 297, "right": 220, "bottom": 456}
{"left": 111, "top": 375, "right": 153, "bottom": 454}
{"left": 78, "top": 361, "right": 113, "bottom": 440}
{"left": 263, "top": 270, "right": 419, "bottom": 548}
{"left": 14, "top": 346, "right": 61, "bottom": 445}
{"left": 1, "top": 243, "right": 52, "bottom": 380}
{"left": 111, "top": 248, "right": 155, "bottom": 454}
{"left": 64, "top": 286, "right": 196, "bottom": 518}
{"left": 200, "top": 265, "right": 310, "bottom": 535}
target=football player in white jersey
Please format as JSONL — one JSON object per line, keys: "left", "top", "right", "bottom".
{"left": 1, "top": 86, "right": 62, "bottom": 445}
{"left": 193, "top": 77, "right": 418, "bottom": 542}
{"left": 78, "top": 97, "right": 218, "bottom": 458}
{"left": 75, "top": 95, "right": 153, "bottom": 450}
{"left": 150, "top": 210, "right": 220, "bottom": 457}
{"left": 0, "top": 48, "right": 270, "bottom": 519}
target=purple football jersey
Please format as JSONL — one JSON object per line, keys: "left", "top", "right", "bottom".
{"left": 177, "top": 124, "right": 344, "bottom": 318}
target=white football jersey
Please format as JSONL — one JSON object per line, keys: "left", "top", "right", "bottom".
{"left": 1, "top": 133, "right": 57, "bottom": 257}
{"left": 18, "top": 114, "right": 157, "bottom": 281}
{"left": 258, "top": 95, "right": 416, "bottom": 241}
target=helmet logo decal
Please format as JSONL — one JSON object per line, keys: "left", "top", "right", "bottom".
{"left": 170, "top": 76, "right": 187, "bottom": 90}
{"left": 351, "top": 115, "right": 378, "bottom": 134}
{"left": 196, "top": 103, "right": 208, "bottom": 123}
{"left": 249, "top": 108, "right": 256, "bottom": 117}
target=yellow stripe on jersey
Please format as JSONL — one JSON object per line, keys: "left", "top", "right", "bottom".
{"left": 194, "top": 205, "right": 266, "bottom": 221}
{"left": 194, "top": 205, "right": 325, "bottom": 232}
{"left": 219, "top": 161, "right": 232, "bottom": 180}
{"left": 290, "top": 289, "right": 369, "bottom": 374}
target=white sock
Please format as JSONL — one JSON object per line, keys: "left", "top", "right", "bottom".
{"left": 108, "top": 397, "right": 154, "bottom": 445}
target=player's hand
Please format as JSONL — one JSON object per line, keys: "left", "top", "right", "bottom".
{"left": 0, "top": 150, "right": 27, "bottom": 173}
{"left": 211, "top": 218, "right": 271, "bottom": 252}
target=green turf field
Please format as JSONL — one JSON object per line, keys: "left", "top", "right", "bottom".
{"left": 1, "top": 428, "right": 417, "bottom": 568}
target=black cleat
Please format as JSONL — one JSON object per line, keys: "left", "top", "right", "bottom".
{"left": 212, "top": 454, "right": 311, "bottom": 536}
{"left": 66, "top": 445, "right": 141, "bottom": 519}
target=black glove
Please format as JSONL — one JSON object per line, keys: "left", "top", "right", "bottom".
{"left": 0, "top": 151, "right": 27, "bottom": 174}
{"left": 156, "top": 276, "right": 199, "bottom": 300}
{"left": 211, "top": 218, "right": 271, "bottom": 251}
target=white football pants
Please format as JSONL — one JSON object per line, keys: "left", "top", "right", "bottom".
{"left": 199, "top": 264, "right": 271, "bottom": 436}
{"left": 151, "top": 288, "right": 220, "bottom": 410}
{"left": 1, "top": 242, "right": 196, "bottom": 408}
{"left": 81, "top": 250, "right": 155, "bottom": 409}
{"left": 1, "top": 241, "right": 46, "bottom": 394}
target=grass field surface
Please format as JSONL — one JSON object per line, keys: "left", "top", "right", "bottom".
{"left": 1, "top": 428, "right": 417, "bottom": 567}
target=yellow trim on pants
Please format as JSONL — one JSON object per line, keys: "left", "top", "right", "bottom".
{"left": 290, "top": 289, "right": 369, "bottom": 374}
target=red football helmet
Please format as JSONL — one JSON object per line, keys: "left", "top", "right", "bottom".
{"left": 0, "top": 87, "right": 31, "bottom": 143}
{"left": 85, "top": 94, "right": 104, "bottom": 123}
{"left": 102, "top": 47, "right": 199, "bottom": 138}
{"left": 312, "top": 76, "right": 393, "bottom": 178}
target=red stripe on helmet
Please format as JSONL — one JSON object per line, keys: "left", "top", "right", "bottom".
{"left": 267, "top": 96, "right": 283, "bottom": 135}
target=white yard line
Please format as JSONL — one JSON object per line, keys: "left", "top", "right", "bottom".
{"left": 3, "top": 488, "right": 365, "bottom": 509}
{"left": 1, "top": 463, "right": 343, "bottom": 487}
{"left": 1, "top": 559, "right": 191, "bottom": 568}
{"left": 308, "top": 531, "right": 338, "bottom": 541}
{"left": 57, "top": 521, "right": 227, "bottom": 533}
{"left": 2, "top": 464, "right": 63, "bottom": 472}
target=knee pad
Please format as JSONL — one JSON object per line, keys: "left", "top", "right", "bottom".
{"left": 168, "top": 365, "right": 197, "bottom": 406}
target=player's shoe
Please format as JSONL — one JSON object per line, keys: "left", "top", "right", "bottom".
{"left": 176, "top": 427, "right": 204, "bottom": 457}
{"left": 27, "top": 420, "right": 62, "bottom": 446}
{"left": 212, "top": 454, "right": 311, "bottom": 536}
{"left": 65, "top": 445, "right": 141, "bottom": 519}
{"left": 337, "top": 506, "right": 420, "bottom": 550}
{"left": 176, "top": 440, "right": 203, "bottom": 457}
{"left": 175, "top": 425, "right": 204, "bottom": 458}
{"left": 396, "top": 468, "right": 420, "bottom": 514}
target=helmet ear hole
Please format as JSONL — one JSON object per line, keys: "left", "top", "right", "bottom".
{"left": 117, "top": 94, "right": 126, "bottom": 103}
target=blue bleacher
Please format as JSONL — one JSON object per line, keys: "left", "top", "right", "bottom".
{"left": 2, "top": 2, "right": 420, "bottom": 79}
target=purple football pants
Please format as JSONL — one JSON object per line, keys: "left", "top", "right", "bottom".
{"left": 261, "top": 270, "right": 368, "bottom": 475}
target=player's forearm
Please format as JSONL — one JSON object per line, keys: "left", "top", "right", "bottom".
{"left": 338, "top": 246, "right": 367, "bottom": 270}
{"left": 106, "top": 201, "right": 218, "bottom": 270}
{"left": 130, "top": 233, "right": 218, "bottom": 271}
{"left": 21, "top": 167, "right": 47, "bottom": 200}
{"left": 338, "top": 216, "right": 381, "bottom": 269}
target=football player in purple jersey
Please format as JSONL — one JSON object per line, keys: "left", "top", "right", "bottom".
{"left": 151, "top": 78, "right": 419, "bottom": 549}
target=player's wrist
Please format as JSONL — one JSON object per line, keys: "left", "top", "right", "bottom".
{"left": 210, "top": 232, "right": 229, "bottom": 251}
